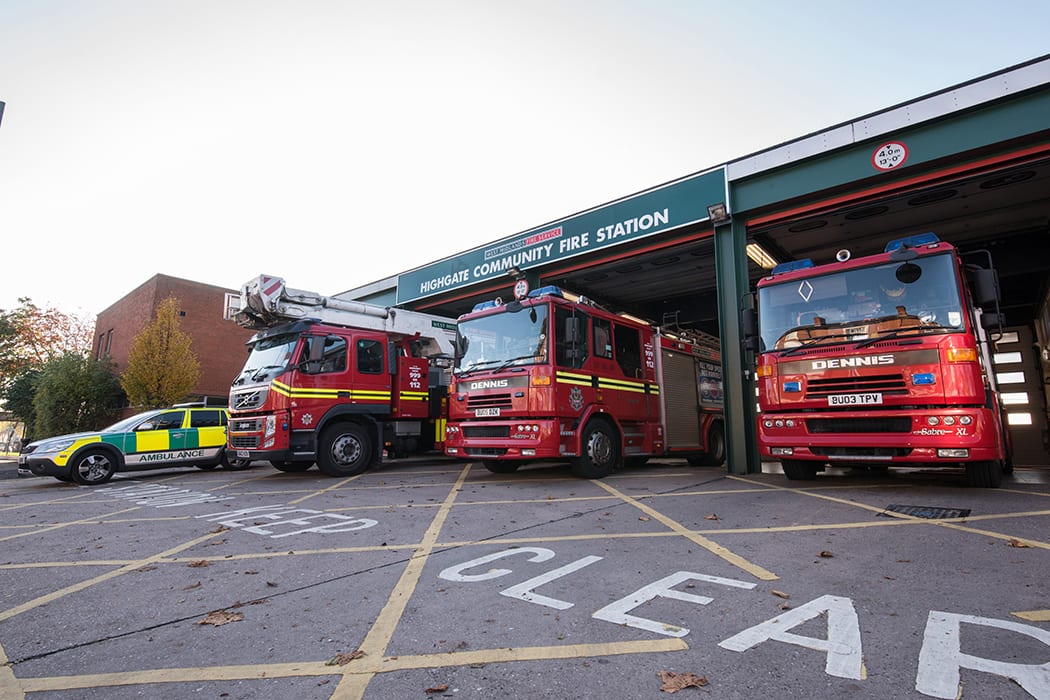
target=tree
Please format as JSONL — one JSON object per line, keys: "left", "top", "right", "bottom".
{"left": 120, "top": 296, "right": 201, "bottom": 408}
{"left": 2, "top": 368, "right": 41, "bottom": 440}
{"left": 0, "top": 298, "right": 94, "bottom": 393}
{"left": 32, "top": 353, "right": 122, "bottom": 438}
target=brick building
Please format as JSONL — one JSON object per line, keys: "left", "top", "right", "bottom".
{"left": 93, "top": 274, "right": 255, "bottom": 410}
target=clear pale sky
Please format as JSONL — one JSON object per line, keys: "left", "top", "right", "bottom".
{"left": 2, "top": 1, "right": 1048, "bottom": 319}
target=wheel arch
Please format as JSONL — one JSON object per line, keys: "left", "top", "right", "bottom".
{"left": 68, "top": 441, "right": 125, "bottom": 471}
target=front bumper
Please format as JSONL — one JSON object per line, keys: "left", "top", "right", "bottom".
{"left": 18, "top": 455, "right": 68, "bottom": 478}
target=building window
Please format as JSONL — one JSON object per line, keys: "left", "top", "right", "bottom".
{"left": 224, "top": 292, "right": 240, "bottom": 321}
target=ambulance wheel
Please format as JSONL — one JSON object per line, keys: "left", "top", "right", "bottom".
{"left": 70, "top": 448, "right": 118, "bottom": 485}
{"left": 781, "top": 459, "right": 818, "bottom": 481}
{"left": 318, "top": 423, "right": 373, "bottom": 477}
{"left": 482, "top": 460, "right": 519, "bottom": 473}
{"left": 221, "top": 450, "right": 253, "bottom": 471}
{"left": 965, "top": 460, "right": 1003, "bottom": 488}
{"left": 270, "top": 460, "right": 313, "bottom": 472}
{"left": 571, "top": 419, "right": 621, "bottom": 479}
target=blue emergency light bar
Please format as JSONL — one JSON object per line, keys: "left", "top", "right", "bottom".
{"left": 770, "top": 259, "right": 815, "bottom": 275}
{"left": 528, "top": 286, "right": 564, "bottom": 299}
{"left": 885, "top": 232, "right": 939, "bottom": 252}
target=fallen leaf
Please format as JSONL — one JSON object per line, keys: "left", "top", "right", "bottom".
{"left": 639, "top": 516, "right": 650, "bottom": 521}
{"left": 1008, "top": 538, "right": 1032, "bottom": 548}
{"left": 771, "top": 590, "right": 790, "bottom": 599}
{"left": 325, "top": 650, "right": 365, "bottom": 666}
{"left": 425, "top": 684, "right": 450, "bottom": 694}
{"left": 778, "top": 603, "right": 792, "bottom": 610}
{"left": 210, "top": 526, "right": 228, "bottom": 534}
{"left": 197, "top": 610, "right": 243, "bottom": 626}
{"left": 704, "top": 514, "right": 719, "bottom": 521}
{"left": 658, "top": 670, "right": 708, "bottom": 693}
{"left": 818, "top": 551, "right": 834, "bottom": 558}
{"left": 137, "top": 565, "right": 157, "bottom": 572}
{"left": 187, "top": 560, "right": 210, "bottom": 568}
{"left": 183, "top": 582, "right": 202, "bottom": 590}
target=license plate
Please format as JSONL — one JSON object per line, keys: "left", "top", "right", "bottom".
{"left": 828, "top": 393, "right": 883, "bottom": 406}
{"left": 475, "top": 408, "right": 501, "bottom": 417}
{"left": 237, "top": 450, "right": 250, "bottom": 458}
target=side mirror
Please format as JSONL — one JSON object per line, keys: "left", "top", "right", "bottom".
{"left": 971, "top": 268, "right": 1001, "bottom": 308}
{"left": 564, "top": 316, "right": 582, "bottom": 344}
{"left": 137, "top": 422, "right": 155, "bottom": 431}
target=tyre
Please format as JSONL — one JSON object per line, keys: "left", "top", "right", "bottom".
{"left": 571, "top": 419, "right": 621, "bottom": 479}
{"left": 221, "top": 450, "right": 253, "bottom": 471}
{"left": 687, "top": 423, "right": 726, "bottom": 467}
{"left": 317, "top": 423, "right": 374, "bottom": 477}
{"left": 483, "top": 460, "right": 519, "bottom": 474}
{"left": 781, "top": 459, "right": 819, "bottom": 481}
{"left": 965, "top": 460, "right": 1003, "bottom": 488}
{"left": 70, "top": 448, "right": 118, "bottom": 485}
{"left": 269, "top": 460, "right": 313, "bottom": 472}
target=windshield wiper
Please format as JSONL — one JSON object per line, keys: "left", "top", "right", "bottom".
{"left": 779, "top": 333, "right": 855, "bottom": 356}
{"left": 249, "top": 364, "right": 285, "bottom": 381}
{"left": 854, "top": 323, "right": 952, "bottom": 348}
{"left": 490, "top": 354, "right": 539, "bottom": 373}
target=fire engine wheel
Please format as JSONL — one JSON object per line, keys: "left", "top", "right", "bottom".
{"left": 686, "top": 424, "right": 726, "bottom": 467}
{"left": 318, "top": 423, "right": 374, "bottom": 477}
{"left": 482, "top": 460, "right": 520, "bottom": 473}
{"left": 221, "top": 450, "right": 254, "bottom": 471}
{"left": 70, "top": 448, "right": 118, "bottom": 485}
{"left": 780, "top": 459, "right": 819, "bottom": 481}
{"left": 571, "top": 420, "right": 621, "bottom": 479}
{"left": 965, "top": 460, "right": 1004, "bottom": 488}
{"left": 269, "top": 460, "right": 313, "bottom": 472}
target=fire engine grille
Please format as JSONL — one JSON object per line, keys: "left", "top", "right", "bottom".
{"left": 464, "top": 426, "right": 511, "bottom": 438}
{"left": 805, "top": 373, "right": 907, "bottom": 399}
{"left": 465, "top": 448, "right": 508, "bottom": 457}
{"left": 229, "top": 435, "right": 260, "bottom": 449}
{"left": 467, "top": 394, "right": 513, "bottom": 410}
{"left": 231, "top": 389, "right": 268, "bottom": 411}
{"left": 811, "top": 446, "right": 912, "bottom": 457}
{"left": 230, "top": 418, "right": 263, "bottom": 432}
{"left": 807, "top": 417, "right": 912, "bottom": 434}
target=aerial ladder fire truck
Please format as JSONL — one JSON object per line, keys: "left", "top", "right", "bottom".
{"left": 443, "top": 282, "right": 725, "bottom": 478}
{"left": 227, "top": 275, "right": 457, "bottom": 477}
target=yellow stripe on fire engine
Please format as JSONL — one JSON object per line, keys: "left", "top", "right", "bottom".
{"left": 400, "top": 391, "right": 430, "bottom": 401}
{"left": 598, "top": 378, "right": 649, "bottom": 394}
{"left": 556, "top": 371, "right": 593, "bottom": 387}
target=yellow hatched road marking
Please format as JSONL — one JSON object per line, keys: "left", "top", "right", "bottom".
{"left": 1013, "top": 609, "right": 1050, "bottom": 622}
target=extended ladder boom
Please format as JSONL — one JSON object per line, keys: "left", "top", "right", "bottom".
{"left": 235, "top": 274, "right": 457, "bottom": 358}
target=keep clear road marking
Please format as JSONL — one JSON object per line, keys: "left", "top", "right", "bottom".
{"left": 593, "top": 481, "right": 779, "bottom": 581}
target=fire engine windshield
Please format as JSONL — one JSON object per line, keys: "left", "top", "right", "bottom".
{"left": 456, "top": 303, "right": 550, "bottom": 374}
{"left": 234, "top": 331, "right": 298, "bottom": 385}
{"left": 757, "top": 252, "right": 966, "bottom": 351}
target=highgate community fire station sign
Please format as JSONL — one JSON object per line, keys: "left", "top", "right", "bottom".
{"left": 396, "top": 167, "right": 727, "bottom": 305}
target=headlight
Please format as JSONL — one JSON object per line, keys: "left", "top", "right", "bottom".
{"left": 36, "top": 438, "right": 77, "bottom": 453}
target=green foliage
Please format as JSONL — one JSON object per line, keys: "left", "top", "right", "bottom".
{"left": 120, "top": 296, "right": 201, "bottom": 409}
{"left": 32, "top": 353, "right": 122, "bottom": 439}
{"left": 0, "top": 298, "right": 94, "bottom": 393}
{"left": 2, "top": 369, "right": 41, "bottom": 438}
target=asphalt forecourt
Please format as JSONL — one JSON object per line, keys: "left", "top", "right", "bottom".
{"left": 1, "top": 460, "right": 1048, "bottom": 699}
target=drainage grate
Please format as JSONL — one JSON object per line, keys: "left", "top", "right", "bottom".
{"left": 879, "top": 504, "right": 971, "bottom": 519}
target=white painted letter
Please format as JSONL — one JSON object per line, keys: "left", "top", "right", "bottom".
{"left": 592, "top": 571, "right": 755, "bottom": 637}
{"left": 719, "top": 594, "right": 864, "bottom": 680}
{"left": 916, "top": 611, "right": 1050, "bottom": 698}
{"left": 438, "top": 547, "right": 555, "bottom": 582}
{"left": 499, "top": 555, "right": 603, "bottom": 610}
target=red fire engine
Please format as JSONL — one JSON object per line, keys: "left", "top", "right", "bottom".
{"left": 744, "top": 232, "right": 1011, "bottom": 487}
{"left": 443, "top": 284, "right": 724, "bottom": 477}
{"left": 227, "top": 275, "right": 456, "bottom": 476}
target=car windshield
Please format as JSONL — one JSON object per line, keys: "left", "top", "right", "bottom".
{"left": 757, "top": 252, "right": 965, "bottom": 351}
{"left": 235, "top": 331, "right": 299, "bottom": 384}
{"left": 456, "top": 302, "right": 550, "bottom": 374}
{"left": 103, "top": 410, "right": 165, "bottom": 433}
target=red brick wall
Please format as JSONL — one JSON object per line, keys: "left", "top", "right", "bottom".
{"left": 93, "top": 274, "right": 255, "bottom": 406}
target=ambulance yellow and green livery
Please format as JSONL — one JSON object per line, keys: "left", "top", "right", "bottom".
{"left": 18, "top": 405, "right": 252, "bottom": 485}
